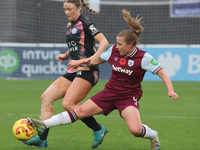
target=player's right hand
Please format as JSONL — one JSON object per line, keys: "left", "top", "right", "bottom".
{"left": 168, "top": 92, "right": 179, "bottom": 101}
{"left": 56, "top": 54, "right": 68, "bottom": 62}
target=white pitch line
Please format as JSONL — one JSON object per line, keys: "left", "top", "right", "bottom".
{"left": 99, "top": 115, "right": 200, "bottom": 119}
{"left": 1, "top": 114, "right": 39, "bottom": 116}
{"left": 142, "top": 115, "right": 200, "bottom": 119}
{"left": 2, "top": 114, "right": 199, "bottom": 119}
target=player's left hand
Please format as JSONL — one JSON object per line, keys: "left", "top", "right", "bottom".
{"left": 168, "top": 92, "right": 178, "bottom": 101}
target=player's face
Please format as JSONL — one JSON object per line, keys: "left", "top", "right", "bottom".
{"left": 63, "top": 3, "right": 81, "bottom": 22}
{"left": 116, "top": 36, "right": 133, "bottom": 56}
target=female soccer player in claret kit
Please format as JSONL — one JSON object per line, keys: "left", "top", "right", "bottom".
{"left": 23, "top": 0, "right": 108, "bottom": 149}
{"left": 27, "top": 9, "right": 178, "bottom": 150}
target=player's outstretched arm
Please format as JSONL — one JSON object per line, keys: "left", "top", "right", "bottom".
{"left": 88, "top": 33, "right": 108, "bottom": 66}
{"left": 156, "top": 69, "right": 179, "bottom": 101}
{"left": 67, "top": 57, "right": 105, "bottom": 69}
{"left": 67, "top": 58, "right": 89, "bottom": 69}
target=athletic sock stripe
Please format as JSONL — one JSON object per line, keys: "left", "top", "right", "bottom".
{"left": 68, "top": 110, "right": 78, "bottom": 122}
{"left": 141, "top": 125, "right": 146, "bottom": 137}
{"left": 71, "top": 110, "right": 78, "bottom": 120}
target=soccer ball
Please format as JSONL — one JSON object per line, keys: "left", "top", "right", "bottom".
{"left": 12, "top": 118, "right": 35, "bottom": 141}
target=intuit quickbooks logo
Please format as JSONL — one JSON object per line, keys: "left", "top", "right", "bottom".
{"left": 0, "top": 49, "right": 20, "bottom": 74}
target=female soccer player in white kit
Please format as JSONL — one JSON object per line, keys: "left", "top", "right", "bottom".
{"left": 27, "top": 9, "right": 178, "bottom": 150}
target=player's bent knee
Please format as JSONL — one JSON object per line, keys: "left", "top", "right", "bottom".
{"left": 74, "top": 106, "right": 87, "bottom": 119}
{"left": 62, "top": 101, "right": 75, "bottom": 111}
{"left": 41, "top": 93, "right": 45, "bottom": 102}
{"left": 62, "top": 104, "right": 71, "bottom": 111}
{"left": 41, "top": 93, "right": 52, "bottom": 104}
{"left": 41, "top": 94, "right": 53, "bottom": 108}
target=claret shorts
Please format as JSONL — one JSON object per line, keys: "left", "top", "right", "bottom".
{"left": 90, "top": 89, "right": 140, "bottom": 115}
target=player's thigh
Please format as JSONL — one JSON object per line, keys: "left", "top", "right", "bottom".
{"left": 63, "top": 77, "right": 93, "bottom": 105}
{"left": 74, "top": 99, "right": 104, "bottom": 119}
{"left": 42, "top": 76, "right": 72, "bottom": 103}
{"left": 121, "top": 106, "right": 142, "bottom": 132}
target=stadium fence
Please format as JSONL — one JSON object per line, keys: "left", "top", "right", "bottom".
{"left": 0, "top": 0, "right": 200, "bottom": 81}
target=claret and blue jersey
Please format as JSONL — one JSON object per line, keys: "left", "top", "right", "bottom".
{"left": 100, "top": 45, "right": 162, "bottom": 99}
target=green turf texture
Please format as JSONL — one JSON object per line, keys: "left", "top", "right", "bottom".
{"left": 0, "top": 79, "right": 199, "bottom": 149}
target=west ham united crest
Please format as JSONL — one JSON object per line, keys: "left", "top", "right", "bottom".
{"left": 128, "top": 60, "right": 134, "bottom": 67}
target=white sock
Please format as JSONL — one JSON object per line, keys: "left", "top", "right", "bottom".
{"left": 44, "top": 110, "right": 78, "bottom": 128}
{"left": 141, "top": 124, "right": 156, "bottom": 139}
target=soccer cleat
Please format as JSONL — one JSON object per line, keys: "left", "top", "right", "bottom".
{"left": 150, "top": 130, "right": 160, "bottom": 150}
{"left": 27, "top": 117, "right": 46, "bottom": 134}
{"left": 23, "top": 135, "right": 47, "bottom": 148}
{"left": 92, "top": 125, "right": 108, "bottom": 149}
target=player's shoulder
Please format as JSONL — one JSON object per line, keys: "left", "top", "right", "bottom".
{"left": 135, "top": 47, "right": 147, "bottom": 57}
{"left": 136, "top": 47, "right": 146, "bottom": 53}
{"left": 79, "top": 15, "right": 93, "bottom": 26}
{"left": 112, "top": 44, "right": 118, "bottom": 52}
{"left": 109, "top": 45, "right": 121, "bottom": 56}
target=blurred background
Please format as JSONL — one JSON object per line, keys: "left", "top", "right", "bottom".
{"left": 0, "top": 0, "right": 200, "bottom": 80}
{"left": 1, "top": 1, "right": 199, "bottom": 150}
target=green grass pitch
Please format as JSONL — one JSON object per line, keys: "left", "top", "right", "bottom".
{"left": 0, "top": 79, "right": 199, "bottom": 150}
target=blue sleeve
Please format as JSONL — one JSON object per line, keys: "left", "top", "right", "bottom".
{"left": 141, "top": 53, "right": 162, "bottom": 74}
{"left": 100, "top": 46, "right": 113, "bottom": 62}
